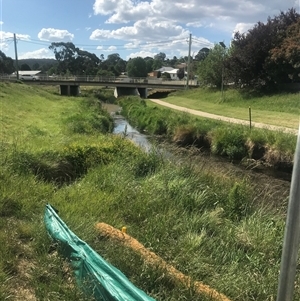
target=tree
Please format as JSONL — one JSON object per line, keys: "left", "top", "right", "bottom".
{"left": 154, "top": 52, "right": 166, "bottom": 62}
{"left": 227, "top": 8, "right": 300, "bottom": 89}
{"left": 32, "top": 63, "right": 40, "bottom": 70}
{"left": 0, "top": 51, "right": 14, "bottom": 74}
{"left": 75, "top": 49, "right": 100, "bottom": 75}
{"left": 195, "top": 48, "right": 210, "bottom": 61}
{"left": 197, "top": 44, "right": 226, "bottom": 88}
{"left": 144, "top": 57, "right": 154, "bottom": 73}
{"left": 152, "top": 59, "right": 163, "bottom": 70}
{"left": 49, "top": 42, "right": 77, "bottom": 74}
{"left": 126, "top": 57, "right": 147, "bottom": 77}
{"left": 176, "top": 68, "right": 185, "bottom": 80}
{"left": 20, "top": 63, "right": 31, "bottom": 71}
{"left": 268, "top": 18, "right": 300, "bottom": 82}
{"left": 169, "top": 56, "right": 178, "bottom": 67}
{"left": 97, "top": 69, "right": 115, "bottom": 78}
{"left": 49, "top": 42, "right": 101, "bottom": 75}
{"left": 100, "top": 53, "right": 125, "bottom": 76}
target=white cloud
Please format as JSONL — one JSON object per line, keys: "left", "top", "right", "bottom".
{"left": 0, "top": 41, "right": 8, "bottom": 51}
{"left": 0, "top": 21, "right": 4, "bottom": 25}
{"left": 126, "top": 50, "right": 156, "bottom": 60}
{"left": 186, "top": 21, "right": 203, "bottom": 28}
{"left": 90, "top": 18, "right": 188, "bottom": 41}
{"left": 96, "top": 45, "right": 117, "bottom": 52}
{"left": 0, "top": 31, "right": 30, "bottom": 40}
{"left": 19, "top": 48, "right": 54, "bottom": 59}
{"left": 92, "top": 0, "right": 298, "bottom": 35}
{"left": 232, "top": 23, "right": 255, "bottom": 37}
{"left": 38, "top": 28, "right": 74, "bottom": 42}
{"left": 90, "top": 0, "right": 299, "bottom": 59}
{"left": 85, "top": 27, "right": 91, "bottom": 31}
{"left": 105, "top": 46, "right": 117, "bottom": 51}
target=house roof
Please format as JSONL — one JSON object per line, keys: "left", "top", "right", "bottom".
{"left": 155, "top": 66, "right": 174, "bottom": 72}
{"left": 12, "top": 70, "right": 41, "bottom": 76}
{"left": 167, "top": 69, "right": 179, "bottom": 74}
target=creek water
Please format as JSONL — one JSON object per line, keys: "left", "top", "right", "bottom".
{"left": 103, "top": 103, "right": 291, "bottom": 210}
{"left": 113, "top": 116, "right": 152, "bottom": 152}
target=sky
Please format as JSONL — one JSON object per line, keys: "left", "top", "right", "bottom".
{"left": 0, "top": 0, "right": 299, "bottom": 61}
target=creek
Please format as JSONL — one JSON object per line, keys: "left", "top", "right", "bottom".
{"left": 103, "top": 103, "right": 291, "bottom": 211}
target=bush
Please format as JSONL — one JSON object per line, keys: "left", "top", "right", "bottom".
{"left": 226, "top": 180, "right": 252, "bottom": 220}
{"left": 64, "top": 113, "right": 113, "bottom": 134}
{"left": 9, "top": 143, "right": 115, "bottom": 185}
{"left": 209, "top": 127, "right": 247, "bottom": 159}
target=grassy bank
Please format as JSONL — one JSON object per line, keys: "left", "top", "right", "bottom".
{"left": 119, "top": 96, "right": 297, "bottom": 172}
{"left": 0, "top": 82, "right": 298, "bottom": 300}
{"left": 158, "top": 87, "right": 299, "bottom": 129}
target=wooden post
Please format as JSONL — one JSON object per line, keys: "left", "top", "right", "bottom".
{"left": 249, "top": 107, "right": 252, "bottom": 130}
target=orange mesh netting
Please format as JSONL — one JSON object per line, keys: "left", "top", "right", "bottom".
{"left": 95, "top": 223, "right": 231, "bottom": 301}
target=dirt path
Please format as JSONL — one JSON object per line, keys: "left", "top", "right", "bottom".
{"left": 149, "top": 98, "right": 299, "bottom": 135}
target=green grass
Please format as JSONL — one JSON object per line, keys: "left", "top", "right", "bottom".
{"left": 161, "top": 87, "right": 300, "bottom": 129}
{"left": 0, "top": 83, "right": 299, "bottom": 300}
{"left": 119, "top": 96, "right": 296, "bottom": 170}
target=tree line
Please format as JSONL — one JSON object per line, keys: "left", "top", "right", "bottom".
{"left": 1, "top": 8, "right": 299, "bottom": 91}
{"left": 198, "top": 8, "right": 300, "bottom": 91}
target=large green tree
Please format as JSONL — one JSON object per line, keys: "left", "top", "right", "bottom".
{"left": 126, "top": 57, "right": 147, "bottom": 77}
{"left": 227, "top": 8, "right": 300, "bottom": 89}
{"left": 0, "top": 51, "right": 14, "bottom": 74}
{"left": 195, "top": 48, "right": 210, "bottom": 61}
{"left": 154, "top": 52, "right": 166, "bottom": 62}
{"left": 100, "top": 53, "right": 126, "bottom": 76}
{"left": 20, "top": 63, "right": 31, "bottom": 71}
{"left": 268, "top": 18, "right": 300, "bottom": 83}
{"left": 197, "top": 44, "right": 226, "bottom": 88}
{"left": 49, "top": 42, "right": 101, "bottom": 75}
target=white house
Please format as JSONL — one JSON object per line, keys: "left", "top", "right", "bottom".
{"left": 156, "top": 67, "right": 181, "bottom": 80}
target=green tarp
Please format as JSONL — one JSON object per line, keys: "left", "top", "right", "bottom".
{"left": 44, "top": 204, "right": 156, "bottom": 301}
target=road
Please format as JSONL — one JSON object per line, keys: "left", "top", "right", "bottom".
{"left": 149, "top": 98, "right": 299, "bottom": 135}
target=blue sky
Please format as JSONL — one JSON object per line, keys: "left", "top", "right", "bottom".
{"left": 0, "top": 0, "right": 299, "bottom": 61}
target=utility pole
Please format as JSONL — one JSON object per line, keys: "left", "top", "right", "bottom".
{"left": 186, "top": 33, "right": 192, "bottom": 90}
{"left": 219, "top": 41, "right": 226, "bottom": 101}
{"left": 13, "top": 33, "right": 19, "bottom": 80}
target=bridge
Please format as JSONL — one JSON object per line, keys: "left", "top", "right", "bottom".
{"left": 1, "top": 75, "right": 199, "bottom": 98}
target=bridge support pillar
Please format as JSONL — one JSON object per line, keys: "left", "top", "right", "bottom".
{"left": 137, "top": 88, "right": 147, "bottom": 98}
{"left": 114, "top": 87, "right": 148, "bottom": 98}
{"left": 60, "top": 85, "right": 80, "bottom": 96}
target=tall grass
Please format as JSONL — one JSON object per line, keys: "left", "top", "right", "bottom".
{"left": 119, "top": 96, "right": 297, "bottom": 171}
{"left": 0, "top": 83, "right": 298, "bottom": 300}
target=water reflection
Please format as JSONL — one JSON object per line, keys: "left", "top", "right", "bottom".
{"left": 101, "top": 103, "right": 153, "bottom": 152}
{"left": 113, "top": 116, "right": 152, "bottom": 152}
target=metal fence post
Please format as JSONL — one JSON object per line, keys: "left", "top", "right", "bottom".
{"left": 276, "top": 124, "right": 300, "bottom": 301}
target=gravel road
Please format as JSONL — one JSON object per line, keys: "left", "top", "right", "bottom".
{"left": 149, "top": 98, "right": 299, "bottom": 135}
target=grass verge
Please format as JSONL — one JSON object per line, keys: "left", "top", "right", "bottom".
{"left": 159, "top": 87, "right": 299, "bottom": 129}
{"left": 0, "top": 83, "right": 298, "bottom": 300}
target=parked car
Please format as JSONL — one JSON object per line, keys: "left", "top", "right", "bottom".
{"left": 20, "top": 74, "right": 40, "bottom": 81}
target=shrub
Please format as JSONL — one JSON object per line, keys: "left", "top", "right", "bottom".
{"left": 9, "top": 143, "right": 115, "bottom": 185}
{"left": 209, "top": 127, "right": 247, "bottom": 159}
{"left": 64, "top": 113, "right": 113, "bottom": 134}
{"left": 226, "top": 180, "right": 252, "bottom": 220}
